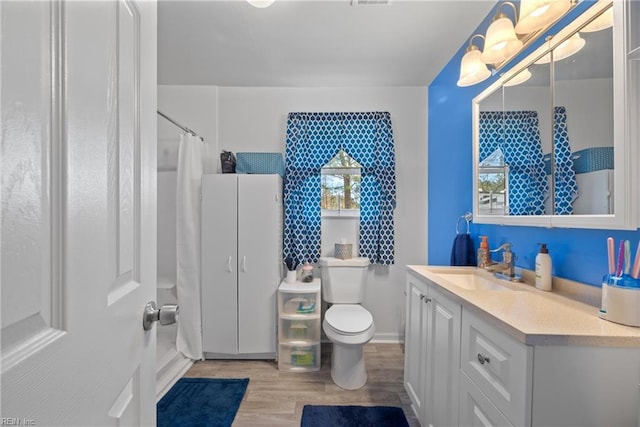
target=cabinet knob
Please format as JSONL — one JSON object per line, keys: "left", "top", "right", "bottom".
{"left": 424, "top": 298, "right": 432, "bottom": 303}
{"left": 420, "top": 294, "right": 425, "bottom": 300}
{"left": 477, "top": 353, "right": 490, "bottom": 365}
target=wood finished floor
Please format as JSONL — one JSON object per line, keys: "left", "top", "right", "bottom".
{"left": 183, "top": 343, "right": 420, "bottom": 426}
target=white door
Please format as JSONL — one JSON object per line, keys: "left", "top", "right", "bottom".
{"left": 424, "top": 287, "right": 461, "bottom": 427}
{"left": 403, "top": 275, "right": 428, "bottom": 421}
{"left": 1, "top": 1, "right": 157, "bottom": 425}
{"left": 237, "top": 175, "right": 280, "bottom": 354}
{"left": 201, "top": 174, "right": 239, "bottom": 355}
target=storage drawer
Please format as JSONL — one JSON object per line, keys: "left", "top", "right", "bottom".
{"left": 279, "top": 316, "right": 321, "bottom": 342}
{"left": 278, "top": 342, "right": 320, "bottom": 372}
{"left": 461, "top": 309, "right": 532, "bottom": 426}
{"left": 278, "top": 292, "right": 319, "bottom": 315}
{"left": 459, "top": 371, "right": 513, "bottom": 427}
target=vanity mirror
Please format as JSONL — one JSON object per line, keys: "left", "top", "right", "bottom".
{"left": 473, "top": 0, "right": 636, "bottom": 229}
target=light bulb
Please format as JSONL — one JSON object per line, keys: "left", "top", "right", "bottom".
{"left": 481, "top": 15, "right": 523, "bottom": 64}
{"left": 515, "top": 0, "right": 572, "bottom": 34}
{"left": 457, "top": 46, "right": 492, "bottom": 87}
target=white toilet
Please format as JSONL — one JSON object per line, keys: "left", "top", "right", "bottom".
{"left": 319, "top": 256, "right": 374, "bottom": 390}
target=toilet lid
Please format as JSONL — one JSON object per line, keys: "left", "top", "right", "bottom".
{"left": 325, "top": 305, "right": 373, "bottom": 334}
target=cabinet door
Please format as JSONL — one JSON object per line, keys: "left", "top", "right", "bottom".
{"left": 201, "top": 174, "right": 238, "bottom": 354}
{"left": 404, "top": 274, "right": 429, "bottom": 422}
{"left": 237, "top": 175, "right": 282, "bottom": 354}
{"left": 424, "top": 286, "right": 461, "bottom": 427}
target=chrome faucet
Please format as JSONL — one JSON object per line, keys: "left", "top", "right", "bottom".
{"left": 486, "top": 243, "right": 516, "bottom": 278}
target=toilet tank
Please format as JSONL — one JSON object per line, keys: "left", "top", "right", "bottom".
{"left": 319, "top": 257, "right": 370, "bottom": 303}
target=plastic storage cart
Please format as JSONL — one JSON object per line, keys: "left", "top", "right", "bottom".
{"left": 277, "top": 278, "right": 321, "bottom": 371}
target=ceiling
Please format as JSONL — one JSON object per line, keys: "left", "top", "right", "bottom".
{"left": 157, "top": 0, "right": 495, "bottom": 87}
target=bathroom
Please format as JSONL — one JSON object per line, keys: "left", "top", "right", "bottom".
{"left": 1, "top": 0, "right": 639, "bottom": 425}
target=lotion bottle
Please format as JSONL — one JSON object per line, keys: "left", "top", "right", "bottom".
{"left": 535, "top": 243, "right": 552, "bottom": 291}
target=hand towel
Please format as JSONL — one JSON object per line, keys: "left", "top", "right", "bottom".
{"left": 450, "top": 234, "right": 476, "bottom": 266}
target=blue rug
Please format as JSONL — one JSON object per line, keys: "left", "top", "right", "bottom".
{"left": 157, "top": 378, "right": 249, "bottom": 427}
{"left": 301, "top": 405, "right": 409, "bottom": 427}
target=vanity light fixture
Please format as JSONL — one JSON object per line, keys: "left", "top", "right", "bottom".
{"left": 534, "top": 32, "right": 585, "bottom": 64}
{"left": 247, "top": 0, "right": 275, "bottom": 8}
{"left": 480, "top": 2, "right": 523, "bottom": 65}
{"left": 457, "top": 34, "right": 492, "bottom": 87}
{"left": 503, "top": 68, "right": 532, "bottom": 87}
{"left": 515, "top": 0, "right": 572, "bottom": 34}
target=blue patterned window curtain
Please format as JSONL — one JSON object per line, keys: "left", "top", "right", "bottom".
{"left": 479, "top": 111, "right": 548, "bottom": 215}
{"left": 553, "top": 106, "right": 578, "bottom": 215}
{"left": 283, "top": 112, "right": 396, "bottom": 266}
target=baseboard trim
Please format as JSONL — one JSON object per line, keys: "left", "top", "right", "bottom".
{"left": 320, "top": 333, "right": 403, "bottom": 344}
{"left": 156, "top": 356, "right": 193, "bottom": 402}
{"left": 371, "top": 333, "right": 403, "bottom": 344}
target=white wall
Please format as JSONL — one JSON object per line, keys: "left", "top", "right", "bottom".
{"left": 157, "top": 84, "right": 427, "bottom": 341}
{"left": 158, "top": 85, "right": 219, "bottom": 172}
{"left": 218, "top": 86, "right": 428, "bottom": 341}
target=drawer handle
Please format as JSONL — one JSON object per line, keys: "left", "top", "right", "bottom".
{"left": 477, "top": 353, "right": 490, "bottom": 365}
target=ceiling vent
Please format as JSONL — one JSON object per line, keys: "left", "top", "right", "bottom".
{"left": 351, "top": 0, "right": 390, "bottom": 6}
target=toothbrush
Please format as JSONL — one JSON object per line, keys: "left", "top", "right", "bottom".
{"left": 632, "top": 241, "right": 640, "bottom": 279}
{"left": 616, "top": 240, "right": 625, "bottom": 277}
{"left": 607, "top": 237, "right": 615, "bottom": 275}
{"left": 624, "top": 240, "right": 631, "bottom": 275}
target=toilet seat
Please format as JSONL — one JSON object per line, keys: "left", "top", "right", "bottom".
{"left": 325, "top": 304, "right": 373, "bottom": 335}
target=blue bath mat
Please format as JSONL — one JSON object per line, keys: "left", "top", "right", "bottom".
{"left": 301, "top": 405, "right": 409, "bottom": 427}
{"left": 157, "top": 378, "right": 248, "bottom": 427}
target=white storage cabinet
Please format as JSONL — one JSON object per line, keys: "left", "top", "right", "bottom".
{"left": 201, "top": 174, "right": 282, "bottom": 358}
{"left": 277, "top": 279, "right": 321, "bottom": 371}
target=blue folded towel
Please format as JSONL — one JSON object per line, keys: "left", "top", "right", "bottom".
{"left": 236, "top": 152, "right": 284, "bottom": 177}
{"left": 450, "top": 234, "right": 476, "bottom": 266}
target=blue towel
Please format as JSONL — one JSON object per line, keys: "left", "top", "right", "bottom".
{"left": 450, "top": 234, "right": 476, "bottom": 266}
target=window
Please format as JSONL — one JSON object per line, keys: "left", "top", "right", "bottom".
{"left": 321, "top": 150, "right": 361, "bottom": 216}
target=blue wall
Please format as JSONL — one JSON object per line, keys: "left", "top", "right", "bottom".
{"left": 427, "top": 1, "right": 639, "bottom": 286}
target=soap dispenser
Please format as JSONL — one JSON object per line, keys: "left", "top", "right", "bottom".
{"left": 535, "top": 243, "right": 552, "bottom": 291}
{"left": 477, "top": 236, "right": 490, "bottom": 268}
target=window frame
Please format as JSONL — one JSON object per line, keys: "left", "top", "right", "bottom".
{"left": 321, "top": 165, "right": 361, "bottom": 218}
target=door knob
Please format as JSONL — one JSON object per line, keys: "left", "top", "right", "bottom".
{"left": 143, "top": 301, "right": 179, "bottom": 331}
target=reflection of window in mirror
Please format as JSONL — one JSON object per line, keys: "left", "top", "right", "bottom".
{"left": 321, "top": 150, "right": 361, "bottom": 217}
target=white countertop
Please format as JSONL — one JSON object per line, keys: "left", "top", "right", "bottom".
{"left": 407, "top": 265, "right": 640, "bottom": 347}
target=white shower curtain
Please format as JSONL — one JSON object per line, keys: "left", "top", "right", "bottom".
{"left": 176, "top": 133, "right": 204, "bottom": 360}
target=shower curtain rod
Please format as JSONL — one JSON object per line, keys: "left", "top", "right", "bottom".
{"left": 157, "top": 110, "right": 204, "bottom": 141}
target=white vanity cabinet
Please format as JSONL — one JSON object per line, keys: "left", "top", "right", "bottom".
{"left": 404, "top": 272, "right": 461, "bottom": 426}
{"left": 404, "top": 267, "right": 640, "bottom": 427}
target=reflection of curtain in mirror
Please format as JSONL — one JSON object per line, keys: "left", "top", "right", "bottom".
{"left": 479, "top": 111, "right": 548, "bottom": 215}
{"left": 553, "top": 106, "right": 578, "bottom": 215}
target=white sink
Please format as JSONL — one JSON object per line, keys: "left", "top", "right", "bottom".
{"left": 432, "top": 270, "right": 522, "bottom": 292}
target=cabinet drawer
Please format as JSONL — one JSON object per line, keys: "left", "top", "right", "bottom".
{"left": 278, "top": 292, "right": 319, "bottom": 315}
{"left": 459, "top": 372, "right": 513, "bottom": 427}
{"left": 278, "top": 342, "right": 320, "bottom": 372}
{"left": 279, "top": 316, "right": 321, "bottom": 342}
{"left": 461, "top": 309, "right": 532, "bottom": 426}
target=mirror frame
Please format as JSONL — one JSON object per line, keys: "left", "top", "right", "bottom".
{"left": 472, "top": 0, "right": 636, "bottom": 230}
